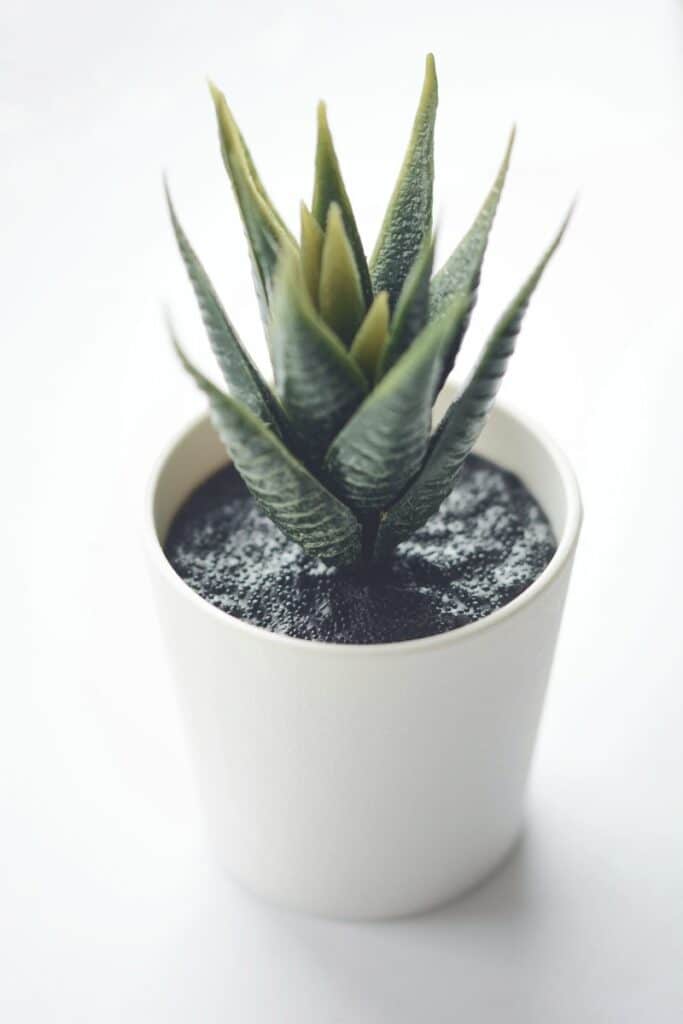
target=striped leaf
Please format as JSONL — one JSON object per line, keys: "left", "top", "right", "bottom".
{"left": 429, "top": 128, "right": 516, "bottom": 392}
{"left": 429, "top": 127, "right": 515, "bottom": 321}
{"left": 172, "top": 333, "right": 362, "bottom": 567}
{"left": 370, "top": 54, "right": 438, "bottom": 308}
{"left": 376, "top": 232, "right": 435, "bottom": 380}
{"left": 269, "top": 251, "right": 368, "bottom": 463}
{"left": 375, "top": 207, "right": 573, "bottom": 558}
{"left": 318, "top": 203, "right": 366, "bottom": 346}
{"left": 209, "top": 83, "right": 295, "bottom": 332}
{"left": 165, "top": 184, "right": 288, "bottom": 436}
{"left": 323, "top": 291, "right": 469, "bottom": 513}
{"left": 312, "top": 102, "right": 373, "bottom": 306}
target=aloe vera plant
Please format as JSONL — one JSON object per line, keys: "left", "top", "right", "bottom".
{"left": 167, "top": 55, "right": 571, "bottom": 567}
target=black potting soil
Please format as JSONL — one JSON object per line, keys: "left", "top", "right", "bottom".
{"left": 164, "top": 456, "right": 556, "bottom": 644}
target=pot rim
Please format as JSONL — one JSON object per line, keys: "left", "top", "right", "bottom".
{"left": 145, "top": 397, "right": 582, "bottom": 656}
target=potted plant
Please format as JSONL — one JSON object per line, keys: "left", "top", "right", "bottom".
{"left": 146, "top": 55, "right": 581, "bottom": 919}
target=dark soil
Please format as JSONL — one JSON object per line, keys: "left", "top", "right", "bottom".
{"left": 164, "top": 456, "right": 556, "bottom": 644}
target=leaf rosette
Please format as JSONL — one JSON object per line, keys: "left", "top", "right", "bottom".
{"left": 167, "top": 56, "right": 571, "bottom": 566}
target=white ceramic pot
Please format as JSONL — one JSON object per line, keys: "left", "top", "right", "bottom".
{"left": 146, "top": 388, "right": 581, "bottom": 919}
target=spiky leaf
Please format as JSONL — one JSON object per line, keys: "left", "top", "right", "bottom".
{"left": 269, "top": 251, "right": 368, "bottom": 462}
{"left": 375, "top": 208, "right": 573, "bottom": 558}
{"left": 318, "top": 203, "right": 366, "bottom": 346}
{"left": 210, "top": 83, "right": 295, "bottom": 331}
{"left": 428, "top": 128, "right": 516, "bottom": 392}
{"left": 212, "top": 88, "right": 295, "bottom": 244}
{"left": 323, "top": 292, "right": 469, "bottom": 512}
{"left": 376, "top": 232, "right": 435, "bottom": 380}
{"left": 165, "top": 184, "right": 288, "bottom": 436}
{"left": 312, "top": 102, "right": 373, "bottom": 306}
{"left": 300, "top": 202, "right": 324, "bottom": 305}
{"left": 429, "top": 127, "right": 515, "bottom": 321}
{"left": 370, "top": 54, "right": 438, "bottom": 308}
{"left": 172, "top": 334, "right": 362, "bottom": 566}
{"left": 349, "top": 291, "right": 390, "bottom": 381}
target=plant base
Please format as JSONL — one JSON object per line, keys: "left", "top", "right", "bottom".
{"left": 165, "top": 455, "right": 556, "bottom": 644}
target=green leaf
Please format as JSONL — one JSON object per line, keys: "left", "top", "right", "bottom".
{"left": 165, "top": 183, "right": 289, "bottom": 436}
{"left": 429, "top": 126, "right": 515, "bottom": 322}
{"left": 269, "top": 251, "right": 368, "bottom": 463}
{"left": 171, "top": 331, "right": 362, "bottom": 567}
{"left": 349, "top": 291, "right": 390, "bottom": 381}
{"left": 376, "top": 232, "right": 435, "bottom": 380}
{"left": 211, "top": 86, "right": 295, "bottom": 245}
{"left": 318, "top": 203, "right": 366, "bottom": 346}
{"left": 428, "top": 128, "right": 516, "bottom": 394}
{"left": 312, "top": 102, "right": 373, "bottom": 306}
{"left": 300, "top": 202, "right": 324, "bottom": 306}
{"left": 209, "top": 83, "right": 296, "bottom": 333}
{"left": 375, "top": 206, "right": 574, "bottom": 558}
{"left": 369, "top": 54, "right": 438, "bottom": 309}
{"left": 323, "top": 291, "right": 469, "bottom": 513}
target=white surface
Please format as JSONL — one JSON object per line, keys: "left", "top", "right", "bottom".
{"left": 2, "top": 0, "right": 682, "bottom": 1017}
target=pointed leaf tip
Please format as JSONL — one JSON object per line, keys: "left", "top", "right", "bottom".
{"left": 209, "top": 82, "right": 296, "bottom": 334}
{"left": 429, "top": 125, "right": 516, "bottom": 324}
{"left": 559, "top": 198, "right": 577, "bottom": 235}
{"left": 318, "top": 202, "right": 366, "bottom": 346}
{"left": 370, "top": 55, "right": 438, "bottom": 308}
{"left": 209, "top": 84, "right": 240, "bottom": 153}
{"left": 424, "top": 52, "right": 437, "bottom": 84}
{"left": 349, "top": 291, "right": 390, "bottom": 381}
{"left": 299, "top": 201, "right": 324, "bottom": 305}
{"left": 312, "top": 101, "right": 373, "bottom": 306}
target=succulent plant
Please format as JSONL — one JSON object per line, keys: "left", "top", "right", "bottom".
{"left": 167, "top": 54, "right": 571, "bottom": 568}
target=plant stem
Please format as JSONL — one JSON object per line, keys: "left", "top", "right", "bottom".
{"left": 360, "top": 512, "right": 380, "bottom": 563}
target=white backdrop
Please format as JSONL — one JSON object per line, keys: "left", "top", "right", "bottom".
{"left": 2, "top": 0, "right": 682, "bottom": 1020}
